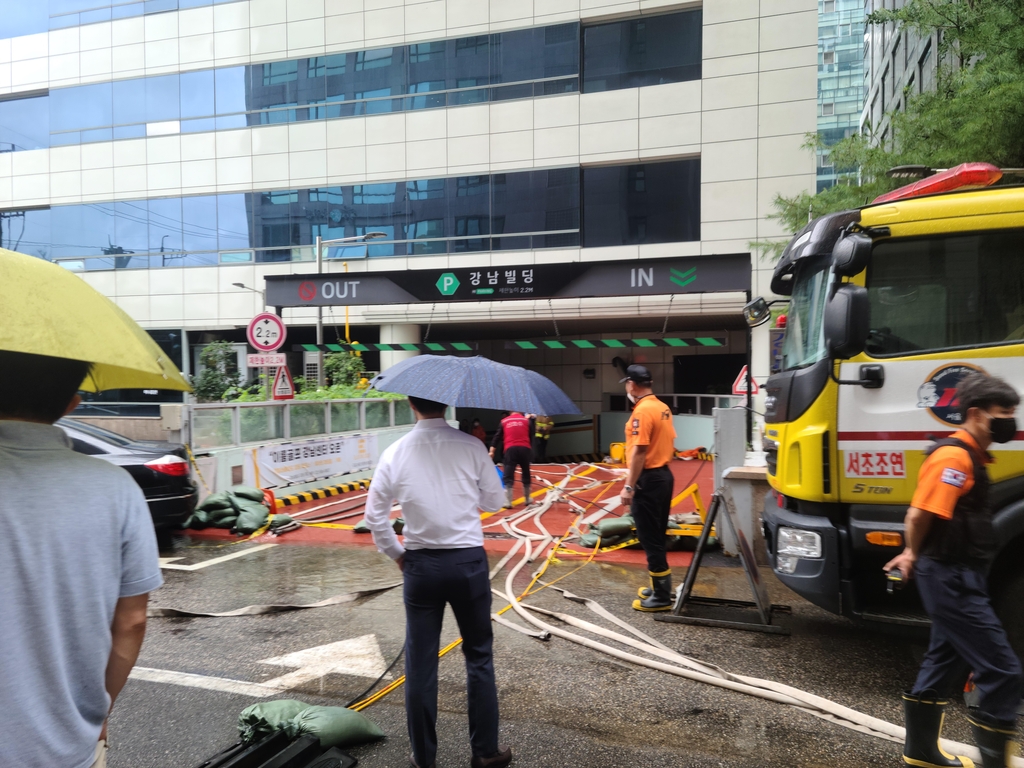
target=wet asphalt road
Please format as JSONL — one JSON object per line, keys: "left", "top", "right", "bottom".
{"left": 109, "top": 535, "right": 976, "bottom": 768}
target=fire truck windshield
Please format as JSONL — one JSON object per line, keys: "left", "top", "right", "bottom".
{"left": 781, "top": 258, "right": 831, "bottom": 371}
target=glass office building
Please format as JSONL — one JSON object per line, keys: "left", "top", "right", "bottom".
{"left": 816, "top": 0, "right": 865, "bottom": 191}
{"left": 0, "top": 0, "right": 817, "bottom": 412}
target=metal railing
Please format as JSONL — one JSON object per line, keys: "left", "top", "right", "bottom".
{"left": 189, "top": 397, "right": 417, "bottom": 449}
{"left": 666, "top": 393, "right": 743, "bottom": 416}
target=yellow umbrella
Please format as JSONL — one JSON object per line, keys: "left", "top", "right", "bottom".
{"left": 0, "top": 248, "right": 191, "bottom": 392}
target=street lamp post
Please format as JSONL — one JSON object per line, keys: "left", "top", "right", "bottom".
{"left": 313, "top": 232, "right": 387, "bottom": 388}
{"left": 232, "top": 282, "right": 266, "bottom": 307}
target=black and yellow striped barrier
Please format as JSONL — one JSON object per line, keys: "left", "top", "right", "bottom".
{"left": 544, "top": 453, "right": 604, "bottom": 464}
{"left": 275, "top": 478, "right": 371, "bottom": 508}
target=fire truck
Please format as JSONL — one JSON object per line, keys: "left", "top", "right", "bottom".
{"left": 747, "top": 163, "right": 1024, "bottom": 664}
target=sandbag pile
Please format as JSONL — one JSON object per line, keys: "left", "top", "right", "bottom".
{"left": 185, "top": 486, "right": 274, "bottom": 534}
{"left": 238, "top": 700, "right": 385, "bottom": 748}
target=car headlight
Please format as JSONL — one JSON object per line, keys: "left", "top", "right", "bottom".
{"left": 776, "top": 555, "right": 799, "bottom": 574}
{"left": 777, "top": 527, "right": 822, "bottom": 558}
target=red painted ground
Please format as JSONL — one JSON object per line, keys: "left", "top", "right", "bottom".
{"left": 186, "top": 459, "right": 714, "bottom": 568}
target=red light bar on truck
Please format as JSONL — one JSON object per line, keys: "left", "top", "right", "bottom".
{"left": 872, "top": 162, "right": 1003, "bottom": 204}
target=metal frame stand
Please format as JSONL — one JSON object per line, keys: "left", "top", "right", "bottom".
{"left": 655, "top": 490, "right": 791, "bottom": 635}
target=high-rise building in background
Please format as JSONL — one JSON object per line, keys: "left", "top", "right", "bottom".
{"left": 860, "top": 1, "right": 939, "bottom": 145}
{"left": 816, "top": 0, "right": 866, "bottom": 191}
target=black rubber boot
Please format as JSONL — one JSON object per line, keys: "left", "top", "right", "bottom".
{"left": 968, "top": 708, "right": 1018, "bottom": 767}
{"left": 902, "top": 691, "right": 974, "bottom": 768}
{"left": 632, "top": 570, "right": 673, "bottom": 612}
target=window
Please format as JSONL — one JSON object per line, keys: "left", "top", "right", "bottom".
{"left": 582, "top": 10, "right": 701, "bottom": 93}
{"left": 262, "top": 190, "right": 298, "bottom": 205}
{"left": 356, "top": 49, "right": 394, "bottom": 71}
{"left": 782, "top": 259, "right": 831, "bottom": 371}
{"left": 823, "top": 50, "right": 835, "bottom": 65}
{"left": 866, "top": 231, "right": 1024, "bottom": 357}
{"left": 455, "top": 36, "right": 488, "bottom": 56}
{"left": 581, "top": 158, "right": 700, "bottom": 247}
{"left": 0, "top": 94, "right": 50, "bottom": 152}
{"left": 409, "top": 42, "right": 446, "bottom": 63}
{"left": 822, "top": 102, "right": 835, "bottom": 116}
{"left": 353, "top": 184, "right": 396, "bottom": 205}
{"left": 407, "top": 179, "right": 444, "bottom": 200}
{"left": 263, "top": 61, "right": 298, "bottom": 85}
{"left": 823, "top": 0, "right": 836, "bottom": 11}
{"left": 456, "top": 176, "right": 487, "bottom": 196}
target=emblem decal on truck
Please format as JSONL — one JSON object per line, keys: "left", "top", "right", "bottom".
{"left": 917, "top": 363, "right": 986, "bottom": 426}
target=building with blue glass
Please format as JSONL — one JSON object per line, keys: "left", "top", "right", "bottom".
{"left": 0, "top": 0, "right": 817, "bottom": 415}
{"left": 816, "top": 0, "right": 864, "bottom": 191}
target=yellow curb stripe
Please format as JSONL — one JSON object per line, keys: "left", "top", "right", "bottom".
{"left": 275, "top": 479, "right": 372, "bottom": 508}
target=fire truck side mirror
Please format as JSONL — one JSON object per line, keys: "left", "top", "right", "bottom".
{"left": 825, "top": 283, "right": 870, "bottom": 359}
{"left": 832, "top": 232, "right": 872, "bottom": 277}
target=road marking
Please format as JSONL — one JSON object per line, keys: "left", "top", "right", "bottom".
{"left": 260, "top": 635, "right": 389, "bottom": 689}
{"left": 130, "top": 667, "right": 278, "bottom": 698}
{"left": 159, "top": 543, "right": 277, "bottom": 571}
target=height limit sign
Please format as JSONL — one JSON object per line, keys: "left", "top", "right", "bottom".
{"left": 247, "top": 312, "right": 287, "bottom": 353}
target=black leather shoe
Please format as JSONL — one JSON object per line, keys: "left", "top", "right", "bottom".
{"left": 410, "top": 753, "right": 436, "bottom": 768}
{"left": 471, "top": 745, "right": 512, "bottom": 768}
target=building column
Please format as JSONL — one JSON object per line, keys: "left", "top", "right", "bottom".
{"left": 379, "top": 324, "right": 421, "bottom": 371}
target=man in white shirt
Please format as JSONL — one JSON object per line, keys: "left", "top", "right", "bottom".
{"left": 365, "top": 395, "right": 512, "bottom": 768}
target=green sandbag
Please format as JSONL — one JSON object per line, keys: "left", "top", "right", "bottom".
{"left": 232, "top": 500, "right": 270, "bottom": 534}
{"left": 238, "top": 700, "right": 310, "bottom": 743}
{"left": 353, "top": 518, "right": 404, "bottom": 534}
{"left": 286, "top": 706, "right": 385, "bottom": 748}
{"left": 197, "top": 490, "right": 234, "bottom": 512}
{"left": 578, "top": 532, "right": 600, "bottom": 548}
{"left": 231, "top": 485, "right": 267, "bottom": 503}
{"left": 268, "top": 513, "right": 293, "bottom": 529}
{"left": 597, "top": 516, "right": 634, "bottom": 537}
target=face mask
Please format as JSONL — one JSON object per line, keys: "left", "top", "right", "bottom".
{"left": 988, "top": 413, "right": 1017, "bottom": 444}
{"left": 626, "top": 391, "right": 636, "bottom": 405}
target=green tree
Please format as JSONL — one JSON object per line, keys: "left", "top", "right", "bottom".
{"left": 191, "top": 340, "right": 239, "bottom": 403}
{"left": 323, "top": 351, "right": 366, "bottom": 387}
{"left": 753, "top": 0, "right": 1024, "bottom": 260}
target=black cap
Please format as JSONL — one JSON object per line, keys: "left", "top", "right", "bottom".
{"left": 620, "top": 364, "right": 653, "bottom": 384}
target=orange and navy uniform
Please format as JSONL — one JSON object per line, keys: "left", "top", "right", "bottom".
{"left": 910, "top": 429, "right": 989, "bottom": 520}
{"left": 624, "top": 395, "right": 677, "bottom": 469}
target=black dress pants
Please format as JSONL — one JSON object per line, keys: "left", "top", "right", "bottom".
{"left": 403, "top": 547, "right": 500, "bottom": 766}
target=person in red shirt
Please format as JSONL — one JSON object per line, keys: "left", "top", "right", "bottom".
{"left": 885, "top": 373, "right": 1022, "bottom": 768}
{"left": 490, "top": 412, "right": 535, "bottom": 508}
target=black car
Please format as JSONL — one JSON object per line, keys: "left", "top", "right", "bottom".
{"left": 58, "top": 418, "right": 198, "bottom": 540}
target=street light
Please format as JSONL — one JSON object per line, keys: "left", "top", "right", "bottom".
{"left": 313, "top": 232, "right": 387, "bottom": 388}
{"left": 232, "top": 282, "right": 266, "bottom": 306}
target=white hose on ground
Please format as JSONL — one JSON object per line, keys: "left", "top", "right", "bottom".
{"left": 489, "top": 464, "right": 1022, "bottom": 767}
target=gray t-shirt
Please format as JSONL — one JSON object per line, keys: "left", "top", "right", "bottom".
{"left": 0, "top": 421, "right": 163, "bottom": 768}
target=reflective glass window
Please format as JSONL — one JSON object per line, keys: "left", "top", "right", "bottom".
{"left": 263, "top": 61, "right": 298, "bottom": 85}
{"left": 0, "top": 208, "right": 50, "bottom": 258}
{"left": 182, "top": 195, "right": 219, "bottom": 252}
{"left": 216, "top": 194, "right": 253, "bottom": 250}
{"left": 492, "top": 168, "right": 578, "bottom": 239}
{"left": 51, "top": 82, "right": 112, "bottom": 132}
{"left": 147, "top": 197, "right": 183, "bottom": 254}
{"left": 0, "top": 95, "right": 49, "bottom": 152}
{"left": 492, "top": 24, "right": 578, "bottom": 84}
{"left": 582, "top": 10, "right": 701, "bottom": 92}
{"left": 7, "top": 4, "right": 48, "bottom": 38}
{"left": 215, "top": 66, "right": 248, "bottom": 116}
{"left": 112, "top": 78, "right": 148, "bottom": 126}
{"left": 146, "top": 74, "right": 181, "bottom": 123}
{"left": 581, "top": 158, "right": 699, "bottom": 246}
{"left": 356, "top": 49, "right": 394, "bottom": 71}
{"left": 180, "top": 70, "right": 216, "bottom": 119}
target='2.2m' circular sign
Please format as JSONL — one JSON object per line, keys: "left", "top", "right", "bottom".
{"left": 247, "top": 313, "right": 287, "bottom": 353}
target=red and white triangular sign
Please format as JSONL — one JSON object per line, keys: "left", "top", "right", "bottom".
{"left": 732, "top": 365, "right": 759, "bottom": 396}
{"left": 272, "top": 366, "right": 295, "bottom": 400}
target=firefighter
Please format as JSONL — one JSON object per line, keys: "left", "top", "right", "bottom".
{"left": 533, "top": 414, "right": 554, "bottom": 461}
{"left": 885, "top": 373, "right": 1022, "bottom": 768}
{"left": 490, "top": 411, "right": 535, "bottom": 509}
{"left": 618, "top": 365, "right": 677, "bottom": 612}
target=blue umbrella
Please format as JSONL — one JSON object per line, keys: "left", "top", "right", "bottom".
{"left": 369, "top": 355, "right": 582, "bottom": 415}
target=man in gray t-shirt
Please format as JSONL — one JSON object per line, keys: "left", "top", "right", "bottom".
{"left": 0, "top": 351, "right": 163, "bottom": 768}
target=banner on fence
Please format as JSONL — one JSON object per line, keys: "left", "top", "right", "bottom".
{"left": 245, "top": 433, "right": 380, "bottom": 488}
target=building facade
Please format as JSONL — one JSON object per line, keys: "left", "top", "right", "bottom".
{"left": 0, "top": 0, "right": 817, "bottom": 416}
{"left": 816, "top": 0, "right": 864, "bottom": 190}
{"left": 860, "top": 0, "right": 938, "bottom": 144}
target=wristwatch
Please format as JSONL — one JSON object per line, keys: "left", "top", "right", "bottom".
{"left": 624, "top": 485, "right": 634, "bottom": 492}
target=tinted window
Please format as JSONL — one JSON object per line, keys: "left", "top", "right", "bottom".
{"left": 583, "top": 10, "right": 701, "bottom": 93}
{"left": 866, "top": 230, "right": 1024, "bottom": 357}
{"left": 0, "top": 94, "right": 49, "bottom": 152}
{"left": 4, "top": 4, "right": 47, "bottom": 38}
{"left": 582, "top": 159, "right": 700, "bottom": 247}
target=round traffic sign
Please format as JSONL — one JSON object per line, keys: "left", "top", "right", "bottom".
{"left": 247, "top": 312, "right": 287, "bottom": 352}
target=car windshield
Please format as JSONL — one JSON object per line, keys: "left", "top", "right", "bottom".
{"left": 781, "top": 258, "right": 831, "bottom": 371}
{"left": 865, "top": 229, "right": 1024, "bottom": 356}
